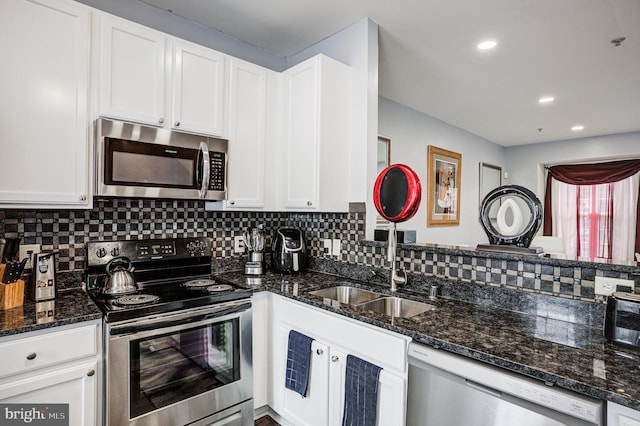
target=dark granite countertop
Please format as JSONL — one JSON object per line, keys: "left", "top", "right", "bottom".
{"left": 216, "top": 270, "right": 640, "bottom": 411}
{"left": 0, "top": 288, "right": 102, "bottom": 338}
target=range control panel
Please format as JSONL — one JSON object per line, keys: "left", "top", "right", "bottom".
{"left": 87, "top": 237, "right": 212, "bottom": 267}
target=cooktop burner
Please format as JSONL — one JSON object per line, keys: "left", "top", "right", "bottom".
{"left": 206, "top": 284, "right": 234, "bottom": 293}
{"left": 183, "top": 279, "right": 217, "bottom": 288}
{"left": 112, "top": 294, "right": 160, "bottom": 307}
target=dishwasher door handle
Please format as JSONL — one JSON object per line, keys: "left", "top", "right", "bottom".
{"left": 465, "top": 379, "right": 503, "bottom": 398}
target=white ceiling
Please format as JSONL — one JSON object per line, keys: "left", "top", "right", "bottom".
{"left": 141, "top": 0, "right": 640, "bottom": 146}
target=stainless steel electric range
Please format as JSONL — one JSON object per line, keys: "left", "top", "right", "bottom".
{"left": 86, "top": 237, "right": 253, "bottom": 426}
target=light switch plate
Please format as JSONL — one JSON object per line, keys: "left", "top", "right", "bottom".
{"left": 331, "top": 239, "right": 341, "bottom": 256}
{"left": 233, "top": 236, "right": 245, "bottom": 253}
{"left": 594, "top": 276, "right": 634, "bottom": 296}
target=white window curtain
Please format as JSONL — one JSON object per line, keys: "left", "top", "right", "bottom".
{"left": 551, "top": 179, "right": 577, "bottom": 259}
{"left": 551, "top": 172, "right": 640, "bottom": 263}
{"left": 612, "top": 171, "right": 640, "bottom": 263}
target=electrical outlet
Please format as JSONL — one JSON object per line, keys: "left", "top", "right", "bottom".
{"left": 323, "top": 239, "right": 332, "bottom": 254}
{"left": 594, "top": 276, "right": 634, "bottom": 296}
{"left": 331, "top": 239, "right": 341, "bottom": 257}
{"left": 234, "top": 236, "right": 245, "bottom": 253}
{"left": 19, "top": 244, "right": 41, "bottom": 269}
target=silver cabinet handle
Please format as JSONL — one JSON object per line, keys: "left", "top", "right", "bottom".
{"left": 316, "top": 349, "right": 323, "bottom": 355}
{"left": 79, "top": 194, "right": 87, "bottom": 201}
{"left": 175, "top": 121, "right": 180, "bottom": 126}
{"left": 26, "top": 352, "right": 37, "bottom": 360}
{"left": 331, "top": 355, "right": 339, "bottom": 362}
{"left": 158, "top": 117, "right": 164, "bottom": 124}
{"left": 87, "top": 369, "right": 95, "bottom": 377}
{"left": 229, "top": 201, "right": 235, "bottom": 205}
{"left": 307, "top": 201, "right": 312, "bottom": 206}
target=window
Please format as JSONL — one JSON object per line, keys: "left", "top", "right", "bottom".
{"left": 544, "top": 159, "right": 640, "bottom": 264}
{"left": 576, "top": 183, "right": 612, "bottom": 262}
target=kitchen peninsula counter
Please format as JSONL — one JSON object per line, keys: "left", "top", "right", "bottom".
{"left": 216, "top": 270, "right": 640, "bottom": 412}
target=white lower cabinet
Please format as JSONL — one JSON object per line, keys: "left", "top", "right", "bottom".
{"left": 270, "top": 295, "right": 409, "bottom": 426}
{"left": 608, "top": 402, "right": 640, "bottom": 426}
{"left": 0, "top": 321, "right": 101, "bottom": 426}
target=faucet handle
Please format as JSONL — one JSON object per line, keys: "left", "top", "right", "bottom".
{"left": 400, "top": 268, "right": 407, "bottom": 284}
{"left": 392, "top": 268, "right": 407, "bottom": 287}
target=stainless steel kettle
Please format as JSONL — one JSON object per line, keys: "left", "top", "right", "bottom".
{"left": 102, "top": 256, "right": 137, "bottom": 295}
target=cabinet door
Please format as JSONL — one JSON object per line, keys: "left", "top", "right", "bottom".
{"left": 0, "top": 0, "right": 90, "bottom": 208}
{"left": 377, "top": 369, "right": 407, "bottom": 426}
{"left": 275, "top": 325, "right": 330, "bottom": 426}
{"left": 282, "top": 60, "right": 320, "bottom": 210}
{"left": 0, "top": 360, "right": 97, "bottom": 426}
{"left": 281, "top": 55, "right": 351, "bottom": 212}
{"left": 99, "top": 14, "right": 166, "bottom": 126}
{"left": 225, "top": 59, "right": 268, "bottom": 209}
{"left": 328, "top": 347, "right": 406, "bottom": 426}
{"left": 172, "top": 40, "right": 226, "bottom": 136}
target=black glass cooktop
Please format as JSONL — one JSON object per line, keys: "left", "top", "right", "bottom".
{"left": 89, "top": 277, "right": 252, "bottom": 323}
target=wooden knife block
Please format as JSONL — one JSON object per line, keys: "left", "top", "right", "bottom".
{"left": 0, "top": 264, "right": 25, "bottom": 310}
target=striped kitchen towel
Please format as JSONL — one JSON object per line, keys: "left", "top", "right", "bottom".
{"left": 342, "top": 354, "right": 382, "bottom": 426}
{"left": 284, "top": 330, "right": 314, "bottom": 397}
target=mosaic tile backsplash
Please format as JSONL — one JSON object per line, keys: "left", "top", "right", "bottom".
{"left": 1, "top": 198, "right": 637, "bottom": 303}
{"left": 0, "top": 199, "right": 364, "bottom": 271}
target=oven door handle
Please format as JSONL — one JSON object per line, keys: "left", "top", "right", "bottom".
{"left": 109, "top": 301, "right": 251, "bottom": 336}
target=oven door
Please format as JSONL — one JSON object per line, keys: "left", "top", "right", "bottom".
{"left": 105, "top": 299, "right": 252, "bottom": 426}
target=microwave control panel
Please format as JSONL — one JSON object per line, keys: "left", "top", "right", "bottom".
{"left": 209, "top": 152, "right": 226, "bottom": 191}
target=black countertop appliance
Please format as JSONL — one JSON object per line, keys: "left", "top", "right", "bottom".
{"left": 271, "top": 228, "right": 307, "bottom": 273}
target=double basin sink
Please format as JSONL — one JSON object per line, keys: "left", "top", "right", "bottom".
{"left": 308, "top": 286, "right": 436, "bottom": 318}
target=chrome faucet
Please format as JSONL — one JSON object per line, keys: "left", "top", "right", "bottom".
{"left": 388, "top": 223, "right": 407, "bottom": 292}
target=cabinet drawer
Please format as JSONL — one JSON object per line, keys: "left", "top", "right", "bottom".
{"left": 276, "top": 296, "right": 409, "bottom": 373}
{"left": 0, "top": 324, "right": 97, "bottom": 379}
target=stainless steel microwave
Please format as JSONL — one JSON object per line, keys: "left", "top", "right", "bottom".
{"left": 96, "top": 118, "right": 227, "bottom": 200}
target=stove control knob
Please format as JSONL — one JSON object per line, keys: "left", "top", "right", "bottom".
{"left": 111, "top": 247, "right": 120, "bottom": 257}
{"left": 96, "top": 248, "right": 107, "bottom": 258}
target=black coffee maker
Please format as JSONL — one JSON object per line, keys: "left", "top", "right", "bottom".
{"left": 271, "top": 228, "right": 307, "bottom": 273}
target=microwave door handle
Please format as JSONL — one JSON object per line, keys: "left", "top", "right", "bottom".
{"left": 198, "top": 141, "right": 210, "bottom": 198}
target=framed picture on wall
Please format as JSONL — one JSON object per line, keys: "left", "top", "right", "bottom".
{"left": 427, "top": 145, "right": 462, "bottom": 226}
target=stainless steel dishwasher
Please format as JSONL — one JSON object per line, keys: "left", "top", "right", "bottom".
{"left": 407, "top": 342, "right": 603, "bottom": 426}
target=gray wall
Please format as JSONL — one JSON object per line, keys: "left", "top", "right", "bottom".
{"left": 504, "top": 131, "right": 640, "bottom": 200}
{"left": 378, "top": 97, "right": 505, "bottom": 247}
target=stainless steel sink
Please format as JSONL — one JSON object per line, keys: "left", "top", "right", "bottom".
{"left": 357, "top": 297, "right": 437, "bottom": 318}
{"left": 309, "top": 286, "right": 384, "bottom": 305}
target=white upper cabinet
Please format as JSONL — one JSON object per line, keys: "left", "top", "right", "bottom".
{"left": 281, "top": 54, "right": 352, "bottom": 212}
{"left": 0, "top": 0, "right": 91, "bottom": 208}
{"left": 224, "top": 58, "right": 270, "bottom": 209}
{"left": 98, "top": 14, "right": 166, "bottom": 126}
{"left": 171, "top": 39, "right": 226, "bottom": 136}
{"left": 98, "top": 14, "right": 227, "bottom": 136}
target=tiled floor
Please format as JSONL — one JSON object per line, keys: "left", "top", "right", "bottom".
{"left": 255, "top": 415, "right": 280, "bottom": 426}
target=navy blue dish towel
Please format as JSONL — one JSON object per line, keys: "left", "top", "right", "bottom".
{"left": 342, "top": 354, "right": 382, "bottom": 426}
{"left": 284, "top": 330, "right": 314, "bottom": 398}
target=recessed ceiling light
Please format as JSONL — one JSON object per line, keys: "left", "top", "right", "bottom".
{"left": 477, "top": 40, "right": 497, "bottom": 50}
{"left": 538, "top": 96, "right": 555, "bottom": 104}
{"left": 571, "top": 125, "right": 585, "bottom": 131}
